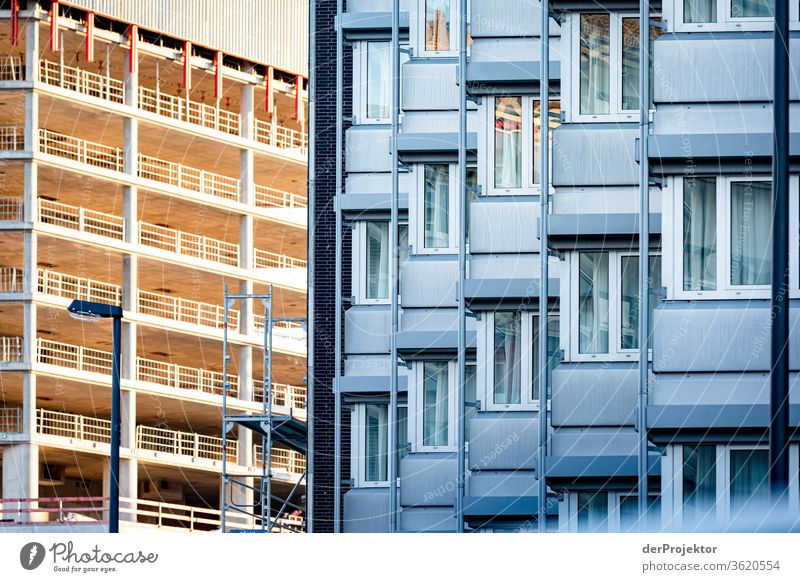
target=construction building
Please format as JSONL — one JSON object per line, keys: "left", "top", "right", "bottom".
{"left": 0, "top": 0, "right": 308, "bottom": 532}
{"left": 311, "top": 0, "right": 800, "bottom": 532}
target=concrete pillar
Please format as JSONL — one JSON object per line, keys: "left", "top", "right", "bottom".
{"left": 24, "top": 19, "right": 39, "bottom": 83}
{"left": 2, "top": 443, "right": 39, "bottom": 521}
{"left": 120, "top": 390, "right": 138, "bottom": 524}
{"left": 22, "top": 301, "right": 36, "bottom": 367}
{"left": 22, "top": 373, "right": 36, "bottom": 435}
{"left": 23, "top": 160, "right": 38, "bottom": 225}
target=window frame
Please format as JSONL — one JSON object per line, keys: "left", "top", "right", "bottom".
{"left": 351, "top": 402, "right": 408, "bottom": 487}
{"left": 353, "top": 220, "right": 409, "bottom": 305}
{"left": 417, "top": 0, "right": 461, "bottom": 57}
{"left": 568, "top": 12, "right": 660, "bottom": 123}
{"left": 485, "top": 95, "right": 561, "bottom": 196}
{"left": 566, "top": 250, "right": 661, "bottom": 362}
{"left": 673, "top": 0, "right": 800, "bottom": 32}
{"left": 353, "top": 40, "right": 409, "bottom": 125}
{"left": 409, "top": 360, "right": 458, "bottom": 452}
{"left": 413, "top": 163, "right": 459, "bottom": 254}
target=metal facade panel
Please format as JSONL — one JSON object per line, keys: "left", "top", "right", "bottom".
{"left": 343, "top": 488, "right": 391, "bottom": 532}
{"left": 470, "top": 197, "right": 539, "bottom": 253}
{"left": 468, "top": 412, "right": 538, "bottom": 471}
{"left": 400, "top": 257, "right": 458, "bottom": 307}
{"left": 553, "top": 124, "right": 639, "bottom": 186}
{"left": 650, "top": 373, "right": 775, "bottom": 407}
{"left": 399, "top": 453, "right": 457, "bottom": 507}
{"left": 344, "top": 306, "right": 390, "bottom": 354}
{"left": 66, "top": 0, "right": 308, "bottom": 74}
{"left": 551, "top": 363, "right": 638, "bottom": 427}
{"left": 550, "top": 427, "right": 638, "bottom": 457}
{"left": 399, "top": 507, "right": 457, "bottom": 532}
{"left": 402, "top": 62, "right": 459, "bottom": 111}
{"left": 467, "top": 470, "right": 537, "bottom": 497}
{"left": 347, "top": 0, "right": 413, "bottom": 12}
{"left": 471, "top": 0, "right": 561, "bottom": 38}
{"left": 345, "top": 127, "right": 392, "bottom": 172}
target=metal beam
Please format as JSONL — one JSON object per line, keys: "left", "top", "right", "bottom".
{"left": 333, "top": 0, "right": 344, "bottom": 534}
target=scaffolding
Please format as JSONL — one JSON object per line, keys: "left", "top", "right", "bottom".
{"left": 220, "top": 285, "right": 307, "bottom": 533}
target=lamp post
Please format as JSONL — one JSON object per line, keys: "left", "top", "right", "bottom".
{"left": 67, "top": 299, "right": 123, "bottom": 533}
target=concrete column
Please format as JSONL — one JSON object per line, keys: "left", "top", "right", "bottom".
{"left": 22, "top": 373, "right": 36, "bottom": 435}
{"left": 23, "top": 161, "right": 38, "bottom": 225}
{"left": 120, "top": 390, "right": 138, "bottom": 524}
{"left": 22, "top": 301, "right": 36, "bottom": 367}
{"left": 2, "top": 443, "right": 39, "bottom": 520}
{"left": 24, "top": 19, "right": 39, "bottom": 83}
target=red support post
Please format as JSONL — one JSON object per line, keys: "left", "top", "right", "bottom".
{"left": 294, "top": 75, "right": 304, "bottom": 121}
{"left": 10, "top": 0, "right": 19, "bottom": 47}
{"left": 183, "top": 41, "right": 192, "bottom": 91}
{"left": 128, "top": 24, "right": 138, "bottom": 74}
{"left": 214, "top": 51, "right": 223, "bottom": 100}
{"left": 50, "top": 0, "right": 60, "bottom": 52}
{"left": 85, "top": 12, "right": 95, "bottom": 62}
{"left": 265, "top": 65, "right": 274, "bottom": 114}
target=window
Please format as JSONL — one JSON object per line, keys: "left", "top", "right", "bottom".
{"left": 422, "top": 361, "right": 449, "bottom": 447}
{"left": 729, "top": 448, "right": 769, "bottom": 517}
{"left": 490, "top": 97, "right": 561, "bottom": 193}
{"left": 577, "top": 492, "right": 608, "bottom": 532}
{"left": 410, "top": 361, "right": 469, "bottom": 451}
{"left": 678, "top": 176, "right": 773, "bottom": 297}
{"left": 683, "top": 445, "right": 717, "bottom": 526}
{"left": 464, "top": 363, "right": 477, "bottom": 441}
{"left": 465, "top": 167, "right": 478, "bottom": 244}
{"left": 575, "top": 13, "right": 661, "bottom": 120}
{"left": 420, "top": 0, "right": 465, "bottom": 56}
{"left": 681, "top": 0, "right": 776, "bottom": 25}
{"left": 572, "top": 251, "right": 662, "bottom": 359}
{"left": 357, "top": 42, "right": 409, "bottom": 124}
{"left": 493, "top": 312, "right": 522, "bottom": 404}
{"left": 616, "top": 495, "right": 661, "bottom": 532}
{"left": 532, "top": 315, "right": 561, "bottom": 400}
{"left": 357, "top": 221, "right": 409, "bottom": 303}
{"left": 353, "top": 403, "right": 409, "bottom": 486}
{"left": 424, "top": 164, "right": 450, "bottom": 249}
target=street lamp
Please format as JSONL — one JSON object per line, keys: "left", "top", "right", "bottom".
{"left": 67, "top": 299, "right": 123, "bottom": 533}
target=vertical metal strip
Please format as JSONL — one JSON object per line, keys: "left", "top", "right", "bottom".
{"left": 221, "top": 285, "right": 229, "bottom": 532}
{"left": 266, "top": 288, "right": 274, "bottom": 531}
{"left": 537, "top": 0, "right": 550, "bottom": 533}
{"left": 10, "top": 0, "right": 18, "bottom": 47}
{"left": 333, "top": 0, "right": 344, "bottom": 534}
{"left": 128, "top": 25, "right": 138, "bottom": 75}
{"left": 295, "top": 75, "right": 304, "bottom": 121}
{"left": 637, "top": 0, "right": 651, "bottom": 523}
{"left": 183, "top": 41, "right": 192, "bottom": 90}
{"left": 266, "top": 66, "right": 275, "bottom": 114}
{"left": 389, "top": 0, "right": 400, "bottom": 534}
{"left": 85, "top": 12, "right": 95, "bottom": 63}
{"left": 50, "top": 1, "right": 59, "bottom": 52}
{"left": 307, "top": 0, "right": 317, "bottom": 534}
{"left": 214, "top": 51, "right": 223, "bottom": 100}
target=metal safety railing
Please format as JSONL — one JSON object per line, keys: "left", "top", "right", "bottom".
{"left": 40, "top": 59, "right": 124, "bottom": 103}
{"left": 0, "top": 407, "right": 22, "bottom": 433}
{"left": 138, "top": 221, "right": 239, "bottom": 266}
{"left": 254, "top": 118, "right": 307, "bottom": 153}
{"left": 39, "top": 129, "right": 123, "bottom": 172}
{"left": 252, "top": 380, "right": 307, "bottom": 409}
{"left": 0, "top": 196, "right": 23, "bottom": 221}
{"left": 38, "top": 199, "right": 125, "bottom": 240}
{"left": 254, "top": 248, "right": 307, "bottom": 270}
{"left": 138, "top": 290, "right": 237, "bottom": 330}
{"left": 0, "top": 496, "right": 106, "bottom": 526}
{"left": 136, "top": 425, "right": 237, "bottom": 463}
{"left": 37, "top": 408, "right": 112, "bottom": 443}
{"left": 37, "top": 338, "right": 112, "bottom": 376}
{"left": 139, "top": 86, "right": 240, "bottom": 135}
{"left": 0, "top": 56, "right": 24, "bottom": 81}
{"left": 138, "top": 154, "right": 239, "bottom": 201}
{"left": 0, "top": 267, "right": 23, "bottom": 292}
{"left": 37, "top": 268, "right": 121, "bottom": 304}
{"left": 0, "top": 126, "right": 25, "bottom": 150}
{"left": 253, "top": 444, "right": 306, "bottom": 475}
{"left": 0, "top": 336, "right": 23, "bottom": 362}
{"left": 254, "top": 184, "right": 307, "bottom": 209}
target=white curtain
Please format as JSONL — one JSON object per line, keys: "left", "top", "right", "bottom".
{"left": 685, "top": 0, "right": 717, "bottom": 22}
{"left": 730, "top": 181, "right": 772, "bottom": 286}
{"left": 366, "top": 222, "right": 389, "bottom": 299}
{"left": 493, "top": 312, "right": 522, "bottom": 404}
{"left": 732, "top": 0, "right": 774, "bottom": 18}
{"left": 494, "top": 97, "right": 522, "bottom": 188}
{"left": 578, "top": 253, "right": 609, "bottom": 354}
{"left": 365, "top": 404, "right": 388, "bottom": 481}
{"left": 682, "top": 445, "right": 716, "bottom": 527}
{"left": 579, "top": 14, "right": 610, "bottom": 115}
{"left": 730, "top": 449, "right": 769, "bottom": 516}
{"left": 425, "top": 0, "right": 451, "bottom": 51}
{"left": 423, "top": 362, "right": 449, "bottom": 447}
{"left": 424, "top": 164, "right": 449, "bottom": 248}
{"left": 577, "top": 492, "right": 608, "bottom": 532}
{"left": 683, "top": 177, "right": 717, "bottom": 291}
{"left": 367, "top": 42, "right": 390, "bottom": 119}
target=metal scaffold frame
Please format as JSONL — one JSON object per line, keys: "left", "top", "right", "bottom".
{"left": 220, "top": 285, "right": 308, "bottom": 533}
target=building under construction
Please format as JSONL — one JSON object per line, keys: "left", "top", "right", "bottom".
{"left": 0, "top": 0, "right": 308, "bottom": 532}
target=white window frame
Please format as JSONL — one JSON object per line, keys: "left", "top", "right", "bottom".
{"left": 671, "top": 175, "right": 797, "bottom": 301}
{"left": 351, "top": 402, "right": 408, "bottom": 487}
{"left": 353, "top": 41, "right": 409, "bottom": 125}
{"left": 566, "top": 250, "right": 661, "bottom": 362}
{"left": 408, "top": 360, "right": 457, "bottom": 452}
{"left": 411, "top": 163, "right": 460, "bottom": 255}
{"left": 353, "top": 220, "right": 409, "bottom": 305}
{"left": 485, "top": 96, "right": 561, "bottom": 195}
{"left": 479, "top": 311, "right": 558, "bottom": 412}
{"left": 417, "top": 0, "right": 461, "bottom": 57}
{"left": 568, "top": 12, "right": 660, "bottom": 123}
{"left": 673, "top": 0, "right": 800, "bottom": 33}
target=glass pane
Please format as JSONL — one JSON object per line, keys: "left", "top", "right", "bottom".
{"left": 424, "top": 164, "right": 450, "bottom": 248}
{"left": 730, "top": 449, "right": 769, "bottom": 516}
{"left": 579, "top": 14, "right": 610, "bottom": 115}
{"left": 683, "top": 445, "right": 716, "bottom": 526}
{"left": 620, "top": 496, "right": 661, "bottom": 532}
{"left": 685, "top": 0, "right": 717, "bottom": 22}
{"left": 366, "top": 42, "right": 390, "bottom": 119}
{"left": 398, "top": 223, "right": 409, "bottom": 289}
{"left": 365, "top": 404, "right": 388, "bottom": 481}
{"left": 466, "top": 167, "right": 477, "bottom": 243}
{"left": 366, "top": 222, "right": 389, "bottom": 299}
{"left": 397, "top": 406, "right": 408, "bottom": 463}
{"left": 533, "top": 99, "right": 561, "bottom": 185}
{"left": 731, "top": 0, "right": 774, "bottom": 18}
{"left": 532, "top": 316, "right": 560, "bottom": 400}
{"left": 577, "top": 492, "right": 608, "bottom": 532}
{"left": 578, "top": 252, "right": 609, "bottom": 354}
{"left": 425, "top": 0, "right": 451, "bottom": 51}
{"left": 494, "top": 97, "right": 522, "bottom": 188}
{"left": 465, "top": 364, "right": 477, "bottom": 441}
{"left": 620, "top": 256, "right": 662, "bottom": 350}
{"left": 730, "top": 181, "right": 772, "bottom": 286}
{"left": 621, "top": 18, "right": 662, "bottom": 111}
{"left": 683, "top": 177, "right": 717, "bottom": 291}
{"left": 493, "top": 312, "right": 522, "bottom": 404}
{"left": 423, "top": 362, "right": 449, "bottom": 446}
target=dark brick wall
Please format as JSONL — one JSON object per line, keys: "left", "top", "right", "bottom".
{"left": 311, "top": 0, "right": 352, "bottom": 533}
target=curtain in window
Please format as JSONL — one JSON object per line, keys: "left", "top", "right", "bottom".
{"left": 424, "top": 164, "right": 450, "bottom": 248}
{"left": 730, "top": 449, "right": 769, "bottom": 516}
{"left": 683, "top": 445, "right": 716, "bottom": 526}
{"left": 685, "top": 0, "right": 717, "bottom": 22}
{"left": 493, "top": 312, "right": 522, "bottom": 404}
{"left": 465, "top": 364, "right": 477, "bottom": 441}
{"left": 425, "top": 0, "right": 451, "bottom": 51}
{"left": 732, "top": 0, "right": 774, "bottom": 18}
{"left": 366, "top": 222, "right": 389, "bottom": 299}
{"left": 533, "top": 100, "right": 561, "bottom": 185}
{"left": 365, "top": 404, "right": 388, "bottom": 482}
{"left": 621, "top": 18, "right": 662, "bottom": 111}
{"left": 579, "top": 14, "right": 610, "bottom": 115}
{"left": 366, "top": 42, "right": 390, "bottom": 119}
{"left": 683, "top": 177, "right": 717, "bottom": 291}
{"left": 494, "top": 97, "right": 522, "bottom": 188}
{"left": 730, "top": 181, "right": 772, "bottom": 286}
{"left": 466, "top": 168, "right": 477, "bottom": 243}
{"left": 577, "top": 492, "right": 608, "bottom": 532}
{"left": 532, "top": 316, "right": 560, "bottom": 400}
{"left": 397, "top": 406, "right": 408, "bottom": 464}
{"left": 620, "top": 256, "right": 662, "bottom": 350}
{"left": 578, "top": 253, "right": 609, "bottom": 354}
{"left": 423, "top": 362, "right": 449, "bottom": 446}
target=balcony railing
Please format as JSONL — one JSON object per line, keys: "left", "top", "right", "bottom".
{"left": 253, "top": 380, "right": 307, "bottom": 409}
{"left": 0, "top": 126, "right": 24, "bottom": 150}
{"left": 0, "top": 407, "right": 22, "bottom": 432}
{"left": 136, "top": 424, "right": 237, "bottom": 463}
{"left": 40, "top": 59, "right": 124, "bottom": 103}
{"left": 0, "top": 336, "right": 23, "bottom": 362}
{"left": 138, "top": 154, "right": 239, "bottom": 201}
{"left": 139, "top": 86, "right": 240, "bottom": 135}
{"left": 254, "top": 119, "right": 307, "bottom": 153}
{"left": 254, "top": 249, "right": 306, "bottom": 270}
{"left": 39, "top": 129, "right": 123, "bottom": 172}
{"left": 0, "top": 196, "right": 23, "bottom": 221}
{"left": 0, "top": 56, "right": 24, "bottom": 81}
{"left": 254, "top": 184, "right": 307, "bottom": 210}
{"left": 254, "top": 444, "right": 306, "bottom": 475}
{"left": 37, "top": 338, "right": 113, "bottom": 376}
{"left": 0, "top": 267, "right": 23, "bottom": 292}
{"left": 38, "top": 199, "right": 125, "bottom": 240}
{"left": 138, "top": 221, "right": 239, "bottom": 266}
{"left": 37, "top": 268, "right": 121, "bottom": 304}
{"left": 37, "top": 408, "right": 112, "bottom": 443}
{"left": 138, "top": 289, "right": 238, "bottom": 330}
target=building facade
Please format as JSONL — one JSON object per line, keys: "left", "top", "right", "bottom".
{"left": 0, "top": 0, "right": 308, "bottom": 531}
{"left": 312, "top": 0, "right": 800, "bottom": 532}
